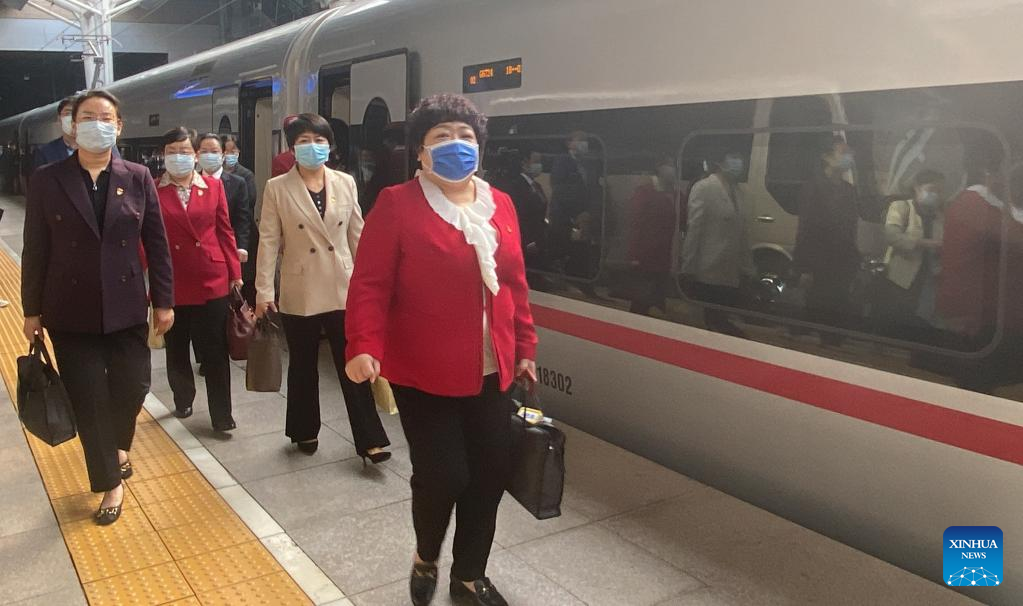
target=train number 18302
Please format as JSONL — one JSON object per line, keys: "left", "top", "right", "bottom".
{"left": 536, "top": 365, "right": 573, "bottom": 395}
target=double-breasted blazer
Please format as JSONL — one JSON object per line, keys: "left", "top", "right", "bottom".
{"left": 256, "top": 166, "right": 363, "bottom": 316}
{"left": 22, "top": 153, "right": 174, "bottom": 334}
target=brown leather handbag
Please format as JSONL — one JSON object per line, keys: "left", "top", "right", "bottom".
{"left": 246, "top": 311, "right": 283, "bottom": 392}
{"left": 227, "top": 286, "right": 256, "bottom": 361}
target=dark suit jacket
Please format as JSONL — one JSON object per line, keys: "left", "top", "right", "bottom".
{"left": 220, "top": 171, "right": 251, "bottom": 251}
{"left": 32, "top": 138, "right": 120, "bottom": 174}
{"left": 227, "top": 163, "right": 257, "bottom": 212}
{"left": 499, "top": 173, "right": 548, "bottom": 250}
{"left": 550, "top": 154, "right": 600, "bottom": 225}
{"left": 22, "top": 154, "right": 174, "bottom": 334}
{"left": 32, "top": 138, "right": 74, "bottom": 172}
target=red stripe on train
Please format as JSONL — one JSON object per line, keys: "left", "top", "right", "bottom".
{"left": 531, "top": 304, "right": 1023, "bottom": 466}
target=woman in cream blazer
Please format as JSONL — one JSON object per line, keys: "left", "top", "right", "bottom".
{"left": 879, "top": 169, "right": 945, "bottom": 335}
{"left": 256, "top": 113, "right": 389, "bottom": 459}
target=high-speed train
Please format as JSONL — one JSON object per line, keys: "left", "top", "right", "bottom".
{"left": 3, "top": 0, "right": 1022, "bottom": 602}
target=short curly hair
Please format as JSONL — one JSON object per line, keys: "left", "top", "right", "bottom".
{"left": 406, "top": 93, "right": 487, "bottom": 151}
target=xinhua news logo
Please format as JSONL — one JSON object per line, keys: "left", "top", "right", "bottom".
{"left": 943, "top": 526, "right": 1002, "bottom": 587}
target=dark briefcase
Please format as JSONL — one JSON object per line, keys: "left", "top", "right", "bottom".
{"left": 507, "top": 381, "right": 566, "bottom": 520}
{"left": 227, "top": 286, "right": 256, "bottom": 361}
{"left": 245, "top": 312, "right": 283, "bottom": 392}
{"left": 17, "top": 337, "right": 76, "bottom": 446}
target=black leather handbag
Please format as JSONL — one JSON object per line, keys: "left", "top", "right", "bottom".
{"left": 507, "top": 380, "right": 566, "bottom": 520}
{"left": 17, "top": 337, "right": 76, "bottom": 446}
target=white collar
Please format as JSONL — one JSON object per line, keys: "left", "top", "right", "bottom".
{"left": 206, "top": 167, "right": 224, "bottom": 179}
{"left": 160, "top": 171, "right": 207, "bottom": 189}
{"left": 968, "top": 185, "right": 1004, "bottom": 210}
{"left": 418, "top": 175, "right": 500, "bottom": 295}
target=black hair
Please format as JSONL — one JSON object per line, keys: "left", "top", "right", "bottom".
{"left": 284, "top": 113, "right": 334, "bottom": 148}
{"left": 913, "top": 169, "right": 945, "bottom": 188}
{"left": 196, "top": 132, "right": 222, "bottom": 150}
{"left": 221, "top": 134, "right": 238, "bottom": 147}
{"left": 161, "top": 126, "right": 197, "bottom": 151}
{"left": 406, "top": 94, "right": 488, "bottom": 151}
{"left": 57, "top": 95, "right": 78, "bottom": 115}
{"left": 72, "top": 89, "right": 122, "bottom": 120}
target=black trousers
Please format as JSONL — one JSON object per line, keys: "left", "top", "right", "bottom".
{"left": 49, "top": 324, "right": 150, "bottom": 493}
{"left": 165, "top": 296, "right": 233, "bottom": 425}
{"left": 392, "top": 375, "right": 512, "bottom": 581}
{"left": 280, "top": 310, "right": 388, "bottom": 450}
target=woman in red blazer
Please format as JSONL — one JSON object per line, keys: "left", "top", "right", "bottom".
{"left": 157, "top": 127, "right": 242, "bottom": 431}
{"left": 346, "top": 94, "right": 537, "bottom": 606}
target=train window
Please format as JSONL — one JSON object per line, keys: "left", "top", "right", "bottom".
{"left": 482, "top": 134, "right": 605, "bottom": 282}
{"left": 218, "top": 116, "right": 232, "bottom": 134}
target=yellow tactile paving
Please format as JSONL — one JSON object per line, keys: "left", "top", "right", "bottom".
{"left": 142, "top": 490, "right": 236, "bottom": 531}
{"left": 0, "top": 244, "right": 312, "bottom": 604}
{"left": 63, "top": 508, "right": 173, "bottom": 583}
{"left": 82, "top": 562, "right": 192, "bottom": 606}
{"left": 52, "top": 487, "right": 141, "bottom": 525}
{"left": 130, "top": 452, "right": 195, "bottom": 481}
{"left": 129, "top": 470, "right": 214, "bottom": 506}
{"left": 197, "top": 571, "right": 313, "bottom": 606}
{"left": 177, "top": 540, "right": 282, "bottom": 594}
{"left": 160, "top": 513, "right": 256, "bottom": 560}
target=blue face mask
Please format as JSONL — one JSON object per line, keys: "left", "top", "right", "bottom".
{"left": 164, "top": 153, "right": 196, "bottom": 178}
{"left": 836, "top": 153, "right": 855, "bottom": 171}
{"left": 426, "top": 139, "right": 479, "bottom": 183}
{"left": 223, "top": 153, "right": 239, "bottom": 168}
{"left": 294, "top": 143, "right": 330, "bottom": 169}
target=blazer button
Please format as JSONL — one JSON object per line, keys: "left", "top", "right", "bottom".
{"left": 55, "top": 214, "right": 63, "bottom": 222}
{"left": 338, "top": 221, "right": 343, "bottom": 226}
{"left": 70, "top": 278, "right": 78, "bottom": 286}
{"left": 120, "top": 240, "right": 127, "bottom": 247}
{"left": 70, "top": 241, "right": 77, "bottom": 248}
{"left": 174, "top": 244, "right": 180, "bottom": 250}
{"left": 328, "top": 246, "right": 335, "bottom": 252}
{"left": 121, "top": 275, "right": 127, "bottom": 283}
{"left": 310, "top": 248, "right": 316, "bottom": 254}
{"left": 195, "top": 241, "right": 201, "bottom": 247}
{"left": 298, "top": 224, "right": 304, "bottom": 229}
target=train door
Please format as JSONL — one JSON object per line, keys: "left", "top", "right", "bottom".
{"left": 319, "top": 63, "right": 352, "bottom": 169}
{"left": 239, "top": 79, "right": 273, "bottom": 207}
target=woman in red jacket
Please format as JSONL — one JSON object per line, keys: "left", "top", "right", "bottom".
{"left": 157, "top": 127, "right": 242, "bottom": 430}
{"left": 345, "top": 94, "right": 537, "bottom": 606}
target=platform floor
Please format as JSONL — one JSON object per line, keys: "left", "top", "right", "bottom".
{"left": 0, "top": 193, "right": 983, "bottom": 606}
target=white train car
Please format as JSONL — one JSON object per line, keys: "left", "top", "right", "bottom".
{"left": 3, "top": 1, "right": 1022, "bottom": 603}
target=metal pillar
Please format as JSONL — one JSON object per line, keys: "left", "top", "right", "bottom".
{"left": 23, "top": 0, "right": 122, "bottom": 89}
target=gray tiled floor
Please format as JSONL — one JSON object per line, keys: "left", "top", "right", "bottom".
{"left": 0, "top": 193, "right": 984, "bottom": 606}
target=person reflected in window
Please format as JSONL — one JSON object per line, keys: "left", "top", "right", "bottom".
{"left": 32, "top": 95, "right": 78, "bottom": 171}
{"left": 354, "top": 148, "right": 387, "bottom": 215}
{"left": 346, "top": 94, "right": 537, "bottom": 606}
{"left": 793, "top": 138, "right": 861, "bottom": 345}
{"left": 680, "top": 151, "right": 752, "bottom": 336}
{"left": 628, "top": 157, "right": 678, "bottom": 316}
{"left": 875, "top": 170, "right": 946, "bottom": 342}
{"left": 937, "top": 154, "right": 1006, "bottom": 391}
{"left": 497, "top": 149, "right": 549, "bottom": 270}
{"left": 549, "top": 131, "right": 601, "bottom": 285}
{"left": 271, "top": 115, "right": 299, "bottom": 177}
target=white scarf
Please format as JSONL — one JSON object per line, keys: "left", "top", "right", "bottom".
{"left": 419, "top": 176, "right": 500, "bottom": 295}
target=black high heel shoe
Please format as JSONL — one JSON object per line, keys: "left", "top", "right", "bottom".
{"left": 450, "top": 576, "right": 508, "bottom": 606}
{"left": 359, "top": 449, "right": 391, "bottom": 466}
{"left": 410, "top": 561, "right": 438, "bottom": 606}
{"left": 95, "top": 492, "right": 124, "bottom": 526}
{"left": 297, "top": 439, "right": 318, "bottom": 455}
{"left": 119, "top": 460, "right": 133, "bottom": 480}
